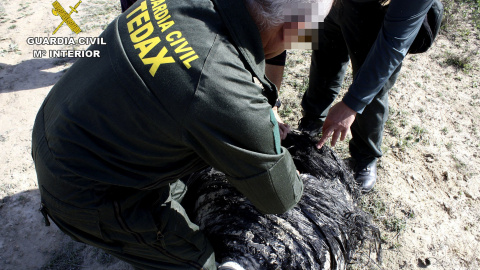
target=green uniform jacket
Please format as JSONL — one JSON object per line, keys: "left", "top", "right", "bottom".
{"left": 33, "top": 0, "right": 302, "bottom": 215}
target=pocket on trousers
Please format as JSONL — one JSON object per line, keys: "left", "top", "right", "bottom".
{"left": 155, "top": 199, "right": 207, "bottom": 256}
{"left": 40, "top": 186, "right": 105, "bottom": 242}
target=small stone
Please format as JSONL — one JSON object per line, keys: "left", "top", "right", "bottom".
{"left": 442, "top": 171, "right": 449, "bottom": 181}
{"left": 464, "top": 191, "right": 473, "bottom": 199}
{"left": 424, "top": 153, "right": 435, "bottom": 163}
{"left": 417, "top": 258, "right": 432, "bottom": 267}
{"left": 442, "top": 202, "right": 452, "bottom": 214}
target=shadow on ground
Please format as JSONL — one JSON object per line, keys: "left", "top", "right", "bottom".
{"left": 0, "top": 58, "right": 75, "bottom": 92}
{"left": 0, "top": 189, "right": 131, "bottom": 270}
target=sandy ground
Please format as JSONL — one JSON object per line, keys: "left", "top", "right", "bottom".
{"left": 1, "top": 0, "right": 479, "bottom": 269}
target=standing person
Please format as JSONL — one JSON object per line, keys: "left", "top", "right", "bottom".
{"left": 298, "top": 0, "right": 435, "bottom": 192}
{"left": 32, "top": 0, "right": 332, "bottom": 269}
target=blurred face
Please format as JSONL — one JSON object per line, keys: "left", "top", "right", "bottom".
{"left": 282, "top": 0, "right": 334, "bottom": 50}
{"left": 260, "top": 21, "right": 320, "bottom": 59}
{"left": 283, "top": 21, "right": 320, "bottom": 50}
{"left": 260, "top": 0, "right": 334, "bottom": 58}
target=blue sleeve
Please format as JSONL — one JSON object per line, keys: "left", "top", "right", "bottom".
{"left": 342, "top": 0, "right": 434, "bottom": 113}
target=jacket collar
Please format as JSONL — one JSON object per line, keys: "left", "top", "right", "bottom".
{"left": 211, "top": 0, "right": 278, "bottom": 105}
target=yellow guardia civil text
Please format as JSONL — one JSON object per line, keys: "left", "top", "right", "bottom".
{"left": 126, "top": 0, "right": 199, "bottom": 77}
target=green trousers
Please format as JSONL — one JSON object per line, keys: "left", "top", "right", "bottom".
{"left": 102, "top": 180, "right": 217, "bottom": 270}
{"left": 34, "top": 119, "right": 216, "bottom": 269}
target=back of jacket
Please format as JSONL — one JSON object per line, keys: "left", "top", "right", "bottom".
{"left": 35, "top": 0, "right": 302, "bottom": 214}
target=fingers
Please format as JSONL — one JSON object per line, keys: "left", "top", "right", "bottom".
{"left": 278, "top": 123, "right": 291, "bottom": 140}
{"left": 340, "top": 129, "right": 347, "bottom": 141}
{"left": 316, "top": 129, "right": 332, "bottom": 149}
{"left": 314, "top": 102, "right": 356, "bottom": 148}
{"left": 316, "top": 127, "right": 349, "bottom": 149}
{"left": 330, "top": 129, "right": 341, "bottom": 147}
{"left": 279, "top": 129, "right": 286, "bottom": 140}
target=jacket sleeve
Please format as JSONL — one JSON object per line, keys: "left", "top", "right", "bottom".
{"left": 183, "top": 37, "right": 303, "bottom": 214}
{"left": 343, "top": 0, "right": 434, "bottom": 113}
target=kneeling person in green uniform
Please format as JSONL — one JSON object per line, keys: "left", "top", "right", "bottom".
{"left": 32, "top": 0, "right": 333, "bottom": 269}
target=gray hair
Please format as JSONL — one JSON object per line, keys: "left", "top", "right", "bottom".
{"left": 244, "top": 0, "right": 334, "bottom": 32}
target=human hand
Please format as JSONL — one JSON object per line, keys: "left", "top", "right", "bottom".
{"left": 273, "top": 106, "right": 291, "bottom": 140}
{"left": 316, "top": 102, "right": 356, "bottom": 149}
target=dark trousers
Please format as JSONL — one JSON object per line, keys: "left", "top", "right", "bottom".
{"left": 32, "top": 107, "right": 215, "bottom": 270}
{"left": 301, "top": 0, "right": 402, "bottom": 161}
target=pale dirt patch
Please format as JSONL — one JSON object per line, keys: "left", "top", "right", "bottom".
{"left": 1, "top": 0, "right": 479, "bottom": 269}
